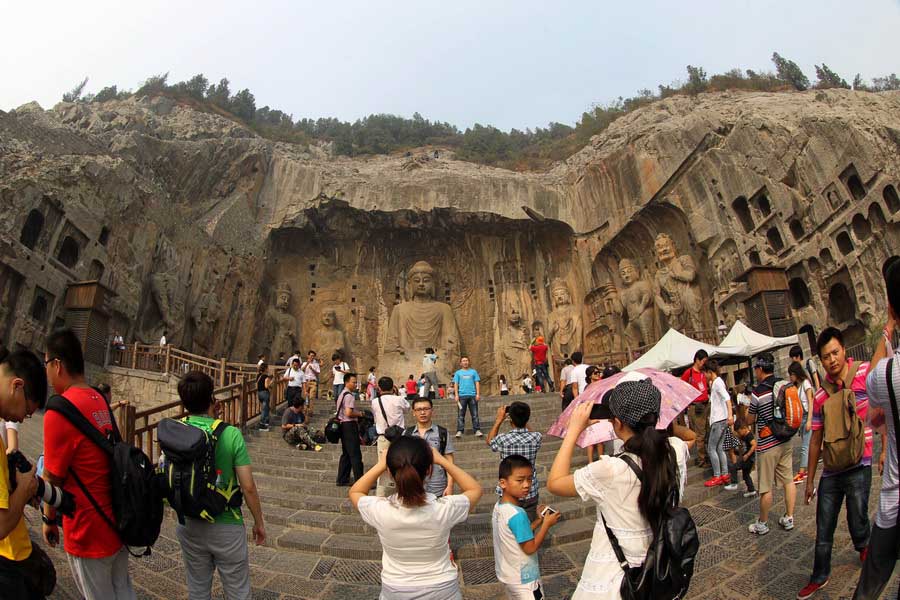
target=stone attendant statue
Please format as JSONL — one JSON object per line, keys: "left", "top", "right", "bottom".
{"left": 318, "top": 307, "right": 349, "bottom": 362}
{"left": 382, "top": 261, "right": 460, "bottom": 383}
{"left": 616, "top": 258, "right": 656, "bottom": 347}
{"left": 497, "top": 305, "right": 532, "bottom": 384}
{"left": 266, "top": 283, "right": 298, "bottom": 359}
{"left": 653, "top": 233, "right": 702, "bottom": 332}
{"left": 547, "top": 278, "right": 583, "bottom": 359}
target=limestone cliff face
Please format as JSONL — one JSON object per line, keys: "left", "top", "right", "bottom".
{"left": 2, "top": 90, "right": 898, "bottom": 390}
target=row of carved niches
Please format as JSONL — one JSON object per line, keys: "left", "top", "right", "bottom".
{"left": 256, "top": 224, "right": 574, "bottom": 388}
{"left": 587, "top": 204, "right": 712, "bottom": 352}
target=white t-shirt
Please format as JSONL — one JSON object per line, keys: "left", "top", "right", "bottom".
{"left": 500, "top": 380, "right": 509, "bottom": 392}
{"left": 332, "top": 362, "right": 349, "bottom": 385}
{"left": 709, "top": 377, "right": 730, "bottom": 423}
{"left": 372, "top": 394, "right": 410, "bottom": 434}
{"left": 798, "top": 379, "right": 814, "bottom": 413}
{"left": 560, "top": 365, "right": 574, "bottom": 388}
{"left": 567, "top": 364, "right": 591, "bottom": 395}
{"left": 284, "top": 367, "right": 305, "bottom": 388}
{"left": 0, "top": 420, "right": 18, "bottom": 449}
{"left": 357, "top": 493, "right": 471, "bottom": 586}
{"left": 571, "top": 437, "right": 688, "bottom": 600}
{"left": 492, "top": 501, "right": 540, "bottom": 588}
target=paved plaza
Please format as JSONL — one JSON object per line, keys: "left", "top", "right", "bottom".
{"left": 17, "top": 393, "right": 898, "bottom": 600}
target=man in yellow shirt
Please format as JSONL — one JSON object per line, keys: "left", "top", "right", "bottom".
{"left": 0, "top": 348, "right": 48, "bottom": 598}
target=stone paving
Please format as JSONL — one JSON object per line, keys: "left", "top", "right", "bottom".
{"left": 15, "top": 394, "right": 900, "bottom": 600}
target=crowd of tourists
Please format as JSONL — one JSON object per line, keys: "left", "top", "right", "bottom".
{"left": 0, "top": 261, "right": 897, "bottom": 600}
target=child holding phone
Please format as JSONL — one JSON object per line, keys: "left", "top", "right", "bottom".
{"left": 492, "top": 455, "right": 560, "bottom": 599}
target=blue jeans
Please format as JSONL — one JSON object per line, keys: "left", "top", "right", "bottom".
{"left": 259, "top": 390, "right": 270, "bottom": 427}
{"left": 534, "top": 363, "right": 553, "bottom": 392}
{"left": 811, "top": 466, "right": 872, "bottom": 583}
{"left": 457, "top": 396, "right": 481, "bottom": 433}
{"left": 798, "top": 410, "right": 812, "bottom": 471}
{"left": 707, "top": 420, "right": 728, "bottom": 477}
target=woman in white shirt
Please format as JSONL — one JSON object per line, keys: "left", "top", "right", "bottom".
{"left": 349, "top": 436, "right": 483, "bottom": 599}
{"left": 703, "top": 360, "right": 733, "bottom": 487}
{"left": 788, "top": 361, "right": 815, "bottom": 484}
{"left": 548, "top": 377, "right": 686, "bottom": 600}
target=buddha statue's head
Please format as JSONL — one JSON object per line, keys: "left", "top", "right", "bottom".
{"left": 406, "top": 261, "right": 436, "bottom": 301}
{"left": 508, "top": 305, "right": 523, "bottom": 326}
{"left": 619, "top": 259, "right": 640, "bottom": 286}
{"left": 655, "top": 233, "right": 677, "bottom": 263}
{"left": 275, "top": 283, "right": 292, "bottom": 311}
{"left": 321, "top": 308, "right": 337, "bottom": 328}
{"left": 551, "top": 279, "right": 572, "bottom": 308}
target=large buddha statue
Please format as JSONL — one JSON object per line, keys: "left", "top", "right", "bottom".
{"left": 547, "top": 278, "right": 583, "bottom": 359}
{"left": 653, "top": 233, "right": 703, "bottom": 332}
{"left": 381, "top": 261, "right": 460, "bottom": 382}
{"left": 615, "top": 258, "right": 656, "bottom": 347}
{"left": 266, "top": 283, "right": 298, "bottom": 359}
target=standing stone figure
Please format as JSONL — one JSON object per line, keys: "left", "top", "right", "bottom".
{"left": 653, "top": 233, "right": 703, "bottom": 332}
{"left": 318, "top": 307, "right": 349, "bottom": 363}
{"left": 497, "top": 304, "right": 532, "bottom": 384}
{"left": 266, "top": 283, "right": 298, "bottom": 360}
{"left": 381, "top": 261, "right": 461, "bottom": 383}
{"left": 547, "top": 278, "right": 583, "bottom": 359}
{"left": 616, "top": 258, "right": 656, "bottom": 347}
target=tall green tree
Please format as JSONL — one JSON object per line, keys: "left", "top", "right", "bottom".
{"left": 771, "top": 52, "right": 809, "bottom": 90}
{"left": 814, "top": 64, "right": 850, "bottom": 89}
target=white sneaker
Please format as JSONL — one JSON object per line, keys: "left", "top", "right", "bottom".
{"left": 743, "top": 489, "right": 758, "bottom": 498}
{"left": 748, "top": 520, "right": 770, "bottom": 535}
{"left": 779, "top": 515, "right": 795, "bottom": 531}
{"left": 723, "top": 483, "right": 738, "bottom": 491}
{"left": 474, "top": 430, "right": 484, "bottom": 437}
{"left": 455, "top": 431, "right": 463, "bottom": 438}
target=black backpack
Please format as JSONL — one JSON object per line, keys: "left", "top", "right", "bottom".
{"left": 403, "top": 425, "right": 448, "bottom": 455}
{"left": 600, "top": 454, "right": 699, "bottom": 600}
{"left": 45, "top": 395, "right": 163, "bottom": 556}
{"left": 157, "top": 417, "right": 243, "bottom": 525}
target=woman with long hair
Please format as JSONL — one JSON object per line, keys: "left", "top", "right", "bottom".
{"left": 702, "top": 359, "right": 733, "bottom": 487}
{"left": 548, "top": 377, "right": 687, "bottom": 599}
{"left": 349, "top": 436, "right": 483, "bottom": 599}
{"left": 788, "top": 361, "right": 815, "bottom": 484}
{"left": 256, "top": 362, "right": 272, "bottom": 431}
{"left": 584, "top": 366, "right": 604, "bottom": 463}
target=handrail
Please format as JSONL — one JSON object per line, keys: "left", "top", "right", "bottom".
{"left": 108, "top": 342, "right": 262, "bottom": 387}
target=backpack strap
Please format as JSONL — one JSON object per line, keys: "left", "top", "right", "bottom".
{"left": 377, "top": 396, "right": 390, "bottom": 425}
{"left": 438, "top": 425, "right": 448, "bottom": 455}
{"left": 618, "top": 453, "right": 644, "bottom": 481}
{"left": 599, "top": 511, "right": 630, "bottom": 572}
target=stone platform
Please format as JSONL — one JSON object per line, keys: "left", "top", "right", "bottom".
{"left": 16, "top": 392, "right": 898, "bottom": 600}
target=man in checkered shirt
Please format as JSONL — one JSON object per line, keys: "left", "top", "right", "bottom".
{"left": 487, "top": 401, "right": 543, "bottom": 521}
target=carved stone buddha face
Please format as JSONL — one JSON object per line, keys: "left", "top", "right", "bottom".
{"left": 508, "top": 306, "right": 522, "bottom": 326}
{"left": 407, "top": 262, "right": 436, "bottom": 300}
{"left": 619, "top": 259, "right": 639, "bottom": 285}
{"left": 276, "top": 288, "right": 291, "bottom": 311}
{"left": 551, "top": 285, "right": 571, "bottom": 308}
{"left": 322, "top": 308, "right": 336, "bottom": 328}
{"left": 655, "top": 234, "right": 676, "bottom": 263}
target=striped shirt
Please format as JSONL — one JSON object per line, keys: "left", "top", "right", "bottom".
{"left": 749, "top": 375, "right": 785, "bottom": 453}
{"left": 865, "top": 353, "right": 899, "bottom": 528}
{"left": 812, "top": 359, "right": 873, "bottom": 477}
{"left": 489, "top": 428, "right": 543, "bottom": 501}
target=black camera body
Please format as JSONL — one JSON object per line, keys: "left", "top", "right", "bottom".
{"left": 7, "top": 450, "right": 76, "bottom": 517}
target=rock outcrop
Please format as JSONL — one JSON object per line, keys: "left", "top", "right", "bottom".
{"left": 2, "top": 89, "right": 899, "bottom": 390}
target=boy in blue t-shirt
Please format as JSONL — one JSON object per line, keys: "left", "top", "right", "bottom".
{"left": 492, "top": 455, "right": 559, "bottom": 599}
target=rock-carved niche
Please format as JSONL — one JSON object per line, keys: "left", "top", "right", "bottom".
{"left": 264, "top": 283, "right": 299, "bottom": 360}
{"left": 494, "top": 294, "right": 532, "bottom": 381}
{"left": 317, "top": 305, "right": 350, "bottom": 363}
{"left": 380, "top": 261, "right": 461, "bottom": 383}
{"left": 547, "top": 278, "right": 583, "bottom": 359}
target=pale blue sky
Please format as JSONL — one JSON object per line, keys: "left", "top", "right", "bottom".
{"left": 2, "top": 0, "right": 898, "bottom": 131}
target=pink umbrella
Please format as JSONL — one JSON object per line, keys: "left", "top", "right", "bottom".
{"left": 547, "top": 368, "right": 701, "bottom": 448}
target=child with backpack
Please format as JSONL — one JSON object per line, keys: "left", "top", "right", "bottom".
{"left": 492, "top": 454, "right": 560, "bottom": 599}
{"left": 723, "top": 421, "right": 757, "bottom": 497}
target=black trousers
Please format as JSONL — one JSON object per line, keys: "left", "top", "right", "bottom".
{"left": 728, "top": 457, "right": 756, "bottom": 491}
{"left": 337, "top": 421, "right": 364, "bottom": 485}
{"left": 0, "top": 556, "right": 43, "bottom": 600}
{"left": 853, "top": 523, "right": 899, "bottom": 600}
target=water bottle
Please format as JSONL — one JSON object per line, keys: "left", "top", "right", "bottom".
{"left": 215, "top": 469, "right": 225, "bottom": 489}
{"left": 157, "top": 451, "right": 166, "bottom": 475}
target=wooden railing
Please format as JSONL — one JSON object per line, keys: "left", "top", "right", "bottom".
{"left": 115, "top": 376, "right": 288, "bottom": 464}
{"left": 109, "top": 343, "right": 261, "bottom": 386}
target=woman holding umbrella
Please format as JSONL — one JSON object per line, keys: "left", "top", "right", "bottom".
{"left": 547, "top": 376, "right": 688, "bottom": 599}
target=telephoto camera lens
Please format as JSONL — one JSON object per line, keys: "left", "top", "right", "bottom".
{"left": 7, "top": 451, "right": 76, "bottom": 517}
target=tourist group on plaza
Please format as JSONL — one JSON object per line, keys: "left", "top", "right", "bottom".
{"left": 0, "top": 261, "right": 898, "bottom": 600}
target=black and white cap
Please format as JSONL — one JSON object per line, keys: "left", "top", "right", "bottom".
{"left": 593, "top": 373, "right": 661, "bottom": 429}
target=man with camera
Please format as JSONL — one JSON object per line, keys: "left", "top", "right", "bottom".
{"left": 486, "top": 401, "right": 543, "bottom": 521}
{"left": 0, "top": 347, "right": 50, "bottom": 598}
{"left": 371, "top": 376, "right": 410, "bottom": 496}
{"left": 41, "top": 330, "right": 137, "bottom": 600}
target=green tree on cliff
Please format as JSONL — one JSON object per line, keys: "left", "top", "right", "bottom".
{"left": 229, "top": 88, "right": 256, "bottom": 121}
{"left": 814, "top": 64, "right": 850, "bottom": 89}
{"left": 62, "top": 77, "right": 89, "bottom": 103}
{"left": 685, "top": 65, "right": 708, "bottom": 95}
{"left": 771, "top": 52, "right": 809, "bottom": 90}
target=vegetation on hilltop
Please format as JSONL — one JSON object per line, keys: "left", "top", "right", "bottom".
{"left": 60, "top": 54, "right": 899, "bottom": 172}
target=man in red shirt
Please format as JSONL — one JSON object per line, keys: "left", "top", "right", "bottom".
{"left": 529, "top": 336, "right": 554, "bottom": 393}
{"left": 42, "top": 329, "right": 136, "bottom": 600}
{"left": 681, "top": 349, "right": 711, "bottom": 467}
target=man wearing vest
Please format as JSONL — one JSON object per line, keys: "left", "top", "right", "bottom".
{"left": 405, "top": 397, "right": 456, "bottom": 497}
{"left": 335, "top": 374, "right": 365, "bottom": 486}
{"left": 853, "top": 259, "right": 898, "bottom": 600}
{"left": 797, "top": 328, "right": 873, "bottom": 600}
{"left": 173, "top": 371, "right": 266, "bottom": 600}
{"left": 0, "top": 348, "right": 47, "bottom": 599}
{"left": 681, "top": 349, "right": 711, "bottom": 467}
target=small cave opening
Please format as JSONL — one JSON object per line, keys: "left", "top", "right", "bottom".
{"left": 884, "top": 184, "right": 900, "bottom": 214}
{"left": 766, "top": 227, "right": 785, "bottom": 253}
{"left": 57, "top": 236, "right": 81, "bottom": 268}
{"left": 851, "top": 214, "right": 871, "bottom": 242}
{"left": 789, "top": 219, "right": 804, "bottom": 241}
{"left": 20, "top": 209, "right": 44, "bottom": 250}
{"left": 827, "top": 283, "right": 857, "bottom": 325}
{"left": 731, "top": 197, "right": 754, "bottom": 233}
{"left": 836, "top": 231, "right": 855, "bottom": 256}
{"left": 788, "top": 277, "right": 811, "bottom": 309}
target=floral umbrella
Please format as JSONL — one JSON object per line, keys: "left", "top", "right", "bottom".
{"left": 547, "top": 368, "right": 701, "bottom": 448}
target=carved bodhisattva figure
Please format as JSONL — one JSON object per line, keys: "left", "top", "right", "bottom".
{"left": 318, "top": 307, "right": 349, "bottom": 362}
{"left": 616, "top": 258, "right": 655, "bottom": 347}
{"left": 653, "top": 233, "right": 702, "bottom": 332}
{"left": 266, "top": 283, "right": 298, "bottom": 359}
{"left": 547, "top": 278, "right": 583, "bottom": 359}
{"left": 382, "top": 261, "right": 460, "bottom": 383}
{"left": 497, "top": 305, "right": 532, "bottom": 382}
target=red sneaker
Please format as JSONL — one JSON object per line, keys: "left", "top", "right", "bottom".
{"left": 704, "top": 476, "right": 724, "bottom": 487}
{"left": 797, "top": 580, "right": 828, "bottom": 600}
{"left": 720, "top": 474, "right": 731, "bottom": 484}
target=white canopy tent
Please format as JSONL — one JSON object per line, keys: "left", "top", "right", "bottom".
{"left": 718, "top": 320, "right": 799, "bottom": 356}
{"left": 622, "top": 328, "right": 744, "bottom": 372}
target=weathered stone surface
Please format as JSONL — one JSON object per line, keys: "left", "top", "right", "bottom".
{"left": 2, "top": 90, "right": 899, "bottom": 390}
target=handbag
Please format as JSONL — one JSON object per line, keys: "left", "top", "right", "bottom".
{"left": 376, "top": 393, "right": 404, "bottom": 442}
{"left": 325, "top": 390, "right": 348, "bottom": 444}
{"left": 13, "top": 543, "right": 57, "bottom": 596}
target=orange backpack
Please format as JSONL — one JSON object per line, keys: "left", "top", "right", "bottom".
{"left": 770, "top": 381, "right": 804, "bottom": 441}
